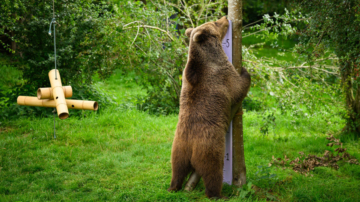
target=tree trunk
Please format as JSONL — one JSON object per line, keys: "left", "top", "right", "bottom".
{"left": 11, "top": 32, "right": 16, "bottom": 52}
{"left": 355, "top": 86, "right": 360, "bottom": 134}
{"left": 341, "top": 61, "right": 360, "bottom": 136}
{"left": 228, "top": 0, "right": 246, "bottom": 187}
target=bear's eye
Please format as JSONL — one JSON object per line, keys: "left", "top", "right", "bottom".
{"left": 214, "top": 22, "right": 218, "bottom": 26}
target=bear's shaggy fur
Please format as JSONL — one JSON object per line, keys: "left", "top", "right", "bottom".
{"left": 168, "top": 16, "right": 251, "bottom": 198}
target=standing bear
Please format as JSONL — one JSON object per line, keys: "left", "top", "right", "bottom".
{"left": 168, "top": 16, "right": 251, "bottom": 198}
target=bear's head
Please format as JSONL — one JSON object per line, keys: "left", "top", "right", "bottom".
{"left": 185, "top": 16, "right": 229, "bottom": 43}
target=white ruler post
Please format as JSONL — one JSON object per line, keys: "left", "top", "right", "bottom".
{"left": 222, "top": 20, "right": 233, "bottom": 185}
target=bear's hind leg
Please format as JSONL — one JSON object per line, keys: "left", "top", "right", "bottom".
{"left": 202, "top": 170, "right": 223, "bottom": 199}
{"left": 192, "top": 146, "right": 224, "bottom": 198}
{"left": 168, "top": 144, "right": 191, "bottom": 192}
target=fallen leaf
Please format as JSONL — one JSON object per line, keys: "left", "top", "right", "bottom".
{"left": 324, "top": 150, "right": 330, "bottom": 157}
{"left": 335, "top": 148, "right": 346, "bottom": 153}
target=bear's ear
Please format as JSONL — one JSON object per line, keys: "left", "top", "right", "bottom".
{"left": 185, "top": 28, "right": 194, "bottom": 38}
{"left": 192, "top": 28, "right": 210, "bottom": 42}
{"left": 193, "top": 31, "right": 205, "bottom": 42}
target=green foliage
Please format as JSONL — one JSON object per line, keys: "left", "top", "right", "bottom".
{"left": 107, "top": 0, "right": 229, "bottom": 115}
{"left": 236, "top": 182, "right": 255, "bottom": 199}
{"left": 260, "top": 111, "right": 276, "bottom": 136}
{"left": 294, "top": 0, "right": 360, "bottom": 135}
{"left": 110, "top": 1, "right": 185, "bottom": 115}
{"left": 0, "top": 55, "right": 24, "bottom": 91}
{"left": 242, "top": 97, "right": 263, "bottom": 112}
{"left": 242, "top": 9, "right": 346, "bottom": 134}
{"left": 242, "top": 0, "right": 292, "bottom": 24}
{"left": 254, "top": 165, "right": 278, "bottom": 187}
{"left": 0, "top": 0, "right": 119, "bottom": 119}
{"left": 0, "top": 0, "right": 116, "bottom": 88}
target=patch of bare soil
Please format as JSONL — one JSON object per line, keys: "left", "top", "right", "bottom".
{"left": 269, "top": 134, "right": 360, "bottom": 174}
{"left": 0, "top": 126, "right": 14, "bottom": 133}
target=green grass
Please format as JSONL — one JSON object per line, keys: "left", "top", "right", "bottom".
{"left": 1, "top": 36, "right": 360, "bottom": 201}
{"left": 93, "top": 69, "right": 146, "bottom": 106}
{"left": 1, "top": 69, "right": 360, "bottom": 201}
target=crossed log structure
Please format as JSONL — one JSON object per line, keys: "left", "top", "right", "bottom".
{"left": 17, "top": 69, "right": 98, "bottom": 119}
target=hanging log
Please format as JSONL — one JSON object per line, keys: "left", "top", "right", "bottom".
{"left": 17, "top": 96, "right": 98, "bottom": 110}
{"left": 37, "top": 86, "right": 73, "bottom": 99}
{"left": 48, "top": 69, "right": 69, "bottom": 119}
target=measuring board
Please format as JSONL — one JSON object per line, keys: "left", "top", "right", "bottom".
{"left": 221, "top": 20, "right": 233, "bottom": 185}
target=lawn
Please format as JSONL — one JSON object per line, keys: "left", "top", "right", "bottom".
{"left": 1, "top": 66, "right": 360, "bottom": 201}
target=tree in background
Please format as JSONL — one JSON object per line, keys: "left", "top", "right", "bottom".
{"left": 294, "top": 0, "right": 360, "bottom": 135}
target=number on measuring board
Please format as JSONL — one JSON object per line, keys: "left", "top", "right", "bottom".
{"left": 224, "top": 153, "right": 229, "bottom": 161}
{"left": 222, "top": 39, "right": 230, "bottom": 48}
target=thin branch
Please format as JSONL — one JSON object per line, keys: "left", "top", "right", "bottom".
{"left": 244, "top": 58, "right": 338, "bottom": 75}
{"left": 243, "top": 18, "right": 265, "bottom": 28}
{"left": 274, "top": 65, "right": 338, "bottom": 75}
{"left": 243, "top": 16, "right": 311, "bottom": 30}
{"left": 315, "top": 31, "right": 325, "bottom": 49}
{"left": 315, "top": 57, "right": 338, "bottom": 62}
{"left": 196, "top": 0, "right": 206, "bottom": 26}
{"left": 130, "top": 24, "right": 141, "bottom": 46}
{"left": 205, "top": 0, "right": 211, "bottom": 22}
{"left": 280, "top": 72, "right": 296, "bottom": 89}
{"left": 166, "top": 2, "right": 187, "bottom": 17}
{"left": 164, "top": 0, "right": 169, "bottom": 33}
{"left": 124, "top": 25, "right": 174, "bottom": 41}
{"left": 123, "top": 21, "right": 143, "bottom": 28}
{"left": 165, "top": 71, "right": 180, "bottom": 97}
{"left": 242, "top": 24, "right": 281, "bottom": 38}
{"left": 180, "top": 0, "right": 195, "bottom": 27}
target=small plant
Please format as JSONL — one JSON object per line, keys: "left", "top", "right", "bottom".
{"left": 260, "top": 111, "right": 276, "bottom": 136}
{"left": 254, "top": 165, "right": 278, "bottom": 187}
{"left": 237, "top": 181, "right": 255, "bottom": 199}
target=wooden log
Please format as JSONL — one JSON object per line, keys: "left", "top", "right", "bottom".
{"left": 17, "top": 96, "right": 98, "bottom": 110}
{"left": 48, "top": 69, "right": 69, "bottom": 119}
{"left": 184, "top": 172, "right": 201, "bottom": 192}
{"left": 37, "top": 86, "right": 72, "bottom": 99}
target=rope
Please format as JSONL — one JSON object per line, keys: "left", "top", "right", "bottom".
{"left": 49, "top": 0, "right": 57, "bottom": 139}
{"left": 48, "top": 17, "right": 57, "bottom": 79}
{"left": 53, "top": 110, "right": 57, "bottom": 139}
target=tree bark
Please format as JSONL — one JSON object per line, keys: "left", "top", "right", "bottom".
{"left": 228, "top": 0, "right": 246, "bottom": 187}
{"left": 341, "top": 61, "right": 360, "bottom": 136}
{"left": 11, "top": 32, "right": 16, "bottom": 52}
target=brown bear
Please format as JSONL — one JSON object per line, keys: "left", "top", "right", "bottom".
{"left": 167, "top": 16, "right": 251, "bottom": 198}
